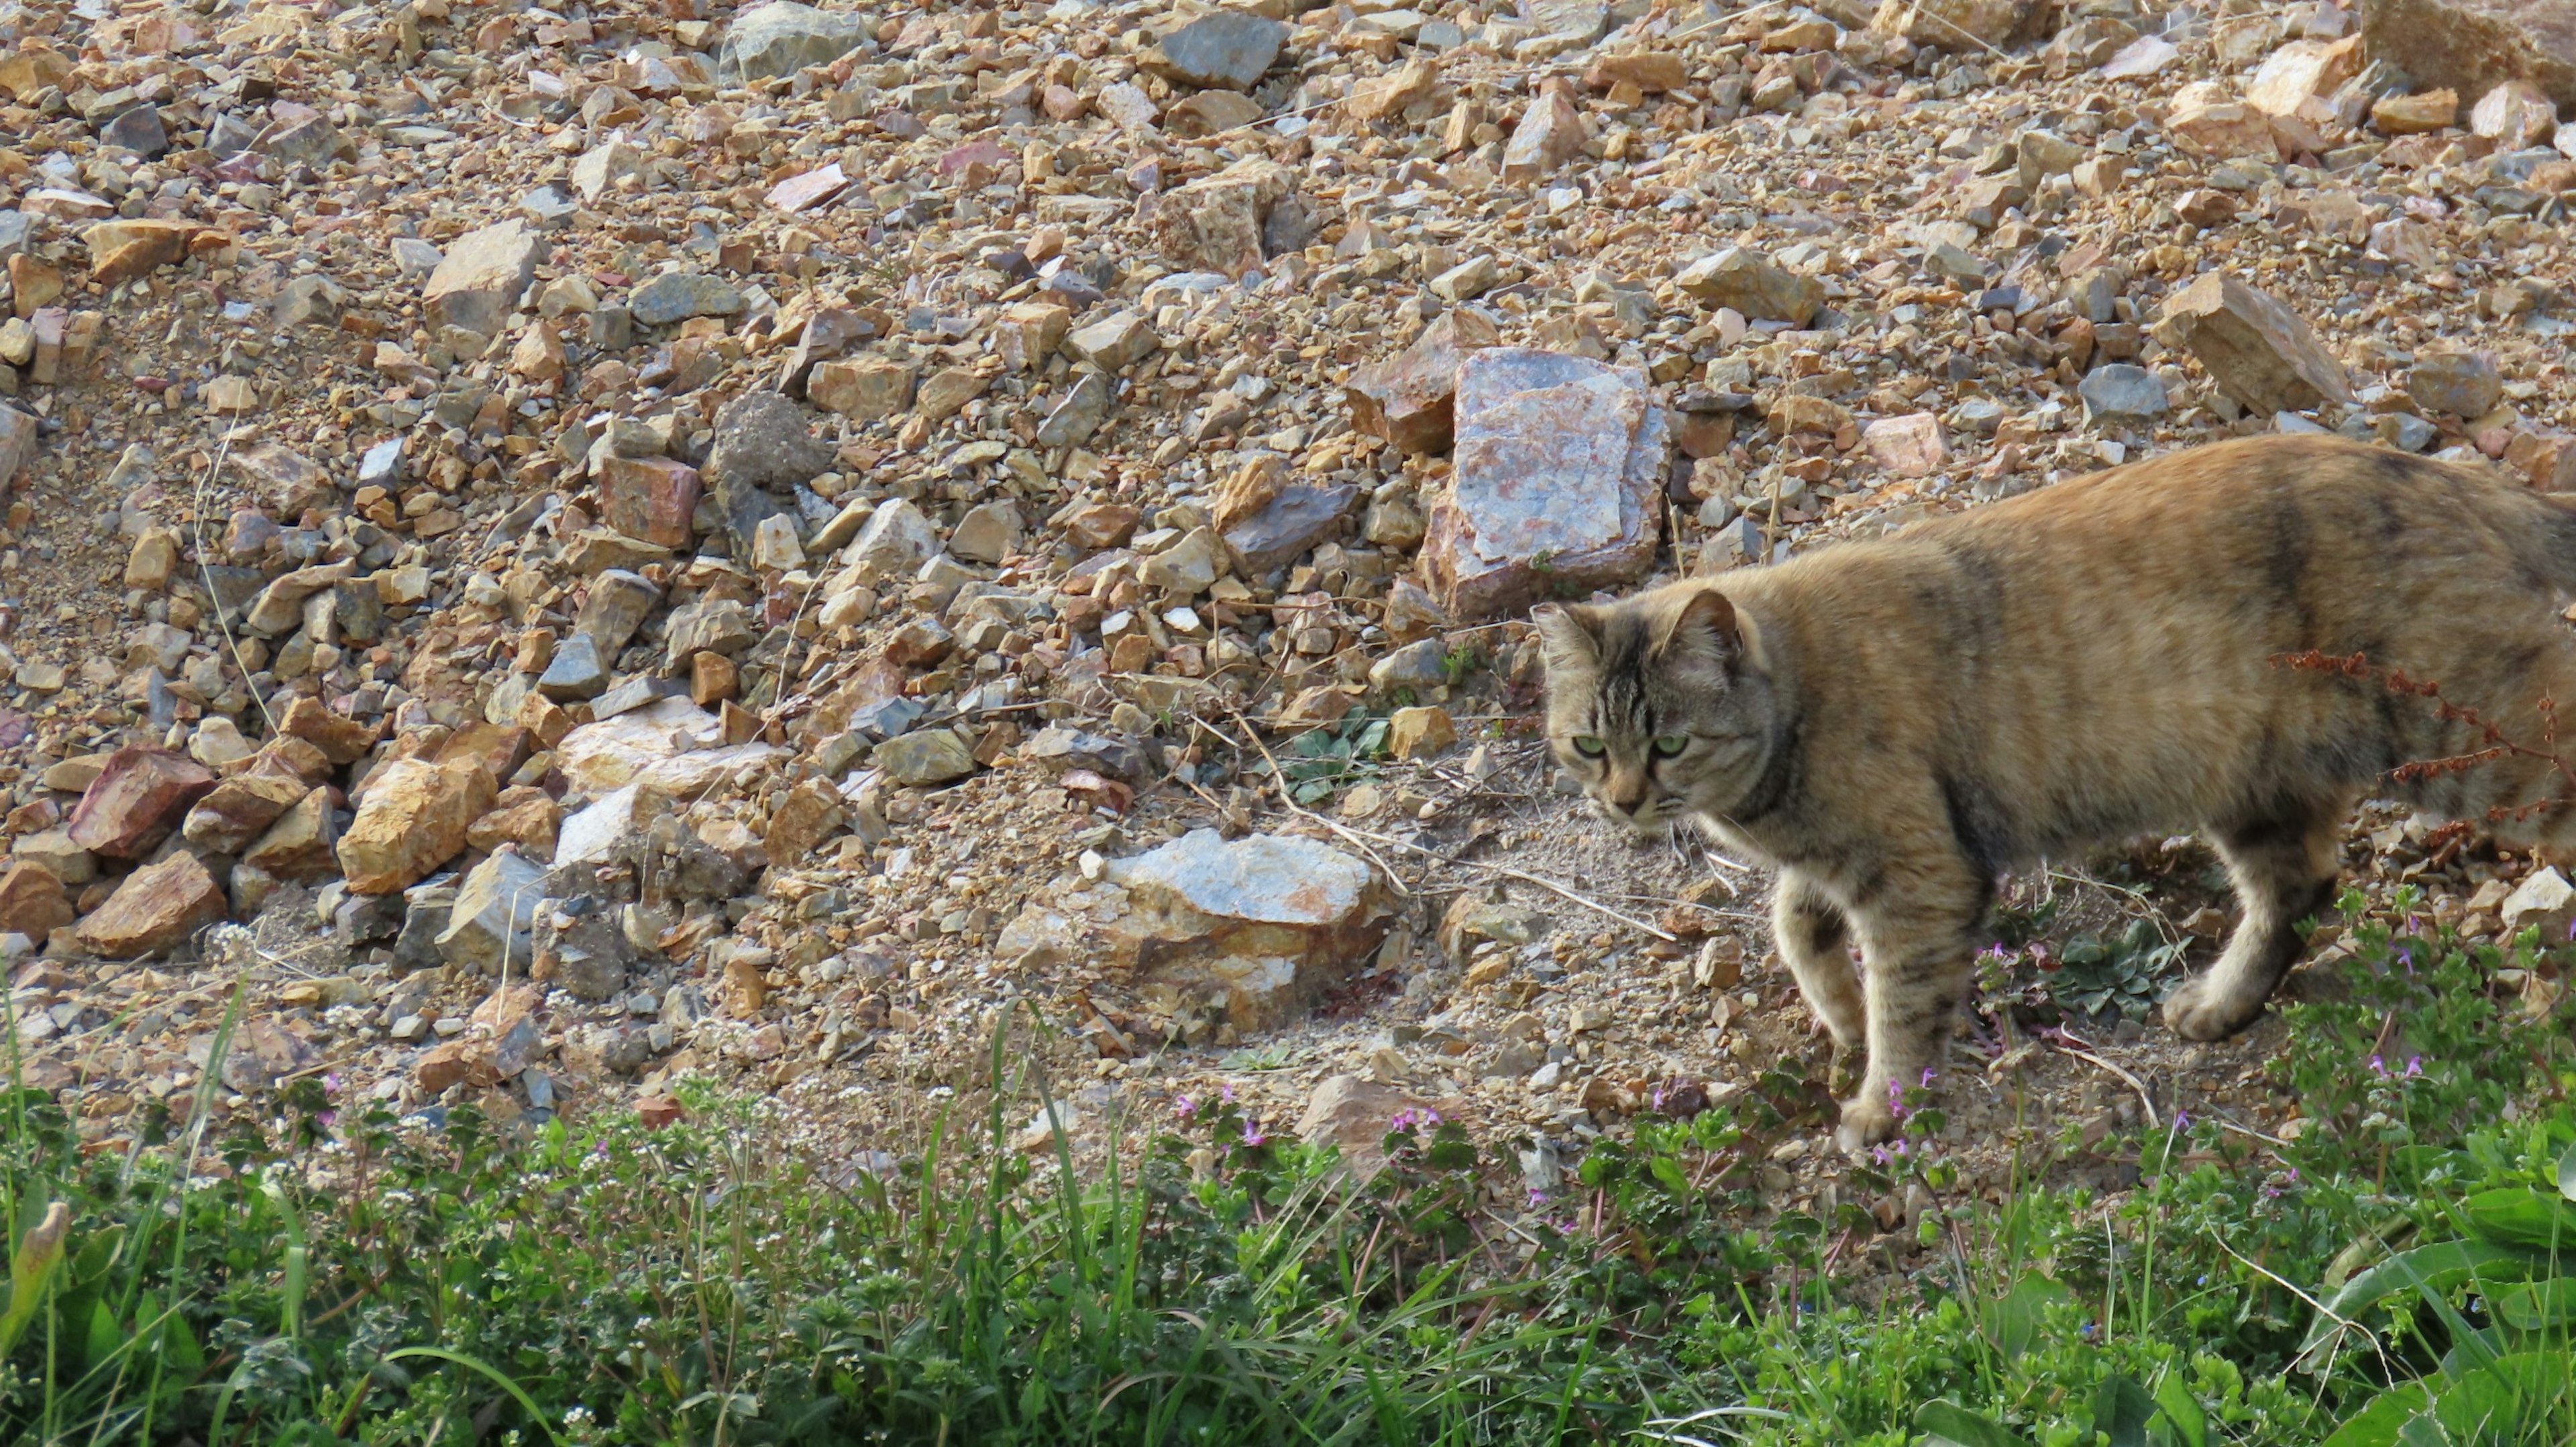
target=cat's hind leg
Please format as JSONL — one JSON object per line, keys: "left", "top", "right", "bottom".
{"left": 2164, "top": 796, "right": 2349, "bottom": 1041}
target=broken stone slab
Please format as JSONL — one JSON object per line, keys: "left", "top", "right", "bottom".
{"left": 531, "top": 896, "right": 636, "bottom": 1001}
{"left": 1345, "top": 308, "right": 1501, "bottom": 455}
{"left": 241, "top": 788, "right": 339, "bottom": 881}
{"left": 2152, "top": 271, "right": 2352, "bottom": 416}
{"left": 1224, "top": 484, "right": 1360, "bottom": 578}
{"left": 1501, "top": 78, "right": 1588, "bottom": 184}
{"left": 1140, "top": 10, "right": 1287, "bottom": 91}
{"left": 1675, "top": 248, "right": 1823, "bottom": 326}
{"left": 1861, "top": 413, "right": 1948, "bottom": 477}
{"left": 437, "top": 847, "right": 547, "bottom": 973}
{"left": 555, "top": 700, "right": 780, "bottom": 796}
{"left": 629, "top": 270, "right": 746, "bottom": 327}
{"left": 875, "top": 728, "right": 977, "bottom": 786}
{"left": 182, "top": 769, "right": 315, "bottom": 855}
{"left": 1151, "top": 156, "right": 1295, "bottom": 278}
{"left": 337, "top": 757, "right": 496, "bottom": 894}
{"left": 2500, "top": 865, "right": 2576, "bottom": 940}
{"left": 1106, "top": 829, "right": 1396, "bottom": 1031}
{"left": 1036, "top": 372, "right": 1113, "bottom": 447}
{"left": 67, "top": 747, "right": 216, "bottom": 859}
{"left": 0, "top": 405, "right": 38, "bottom": 484}
{"left": 575, "top": 569, "right": 663, "bottom": 655}
{"left": 1421, "top": 348, "right": 1667, "bottom": 620}
{"left": 719, "top": 1, "right": 869, "bottom": 81}
{"left": 2360, "top": 0, "right": 2576, "bottom": 111}
{"left": 595, "top": 454, "right": 700, "bottom": 549}
{"left": 423, "top": 220, "right": 544, "bottom": 339}
{"left": 843, "top": 497, "right": 941, "bottom": 582}
{"left": 2078, "top": 364, "right": 2171, "bottom": 426}
{"left": 74, "top": 852, "right": 227, "bottom": 960}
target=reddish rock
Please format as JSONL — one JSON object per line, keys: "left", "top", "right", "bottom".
{"left": 73, "top": 852, "right": 227, "bottom": 959}
{"left": 66, "top": 747, "right": 217, "bottom": 859}
{"left": 1862, "top": 413, "right": 1949, "bottom": 478}
{"left": 1345, "top": 309, "right": 1502, "bottom": 456}
{"left": 181, "top": 769, "right": 311, "bottom": 853}
{"left": 413, "top": 1040, "right": 501, "bottom": 1094}
{"left": 596, "top": 454, "right": 702, "bottom": 549}
{"left": 0, "top": 863, "right": 74, "bottom": 937}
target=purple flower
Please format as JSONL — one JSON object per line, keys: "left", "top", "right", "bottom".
{"left": 2171, "top": 1111, "right": 2190, "bottom": 1133}
{"left": 1887, "top": 1078, "right": 1912, "bottom": 1122}
{"left": 2405, "top": 1056, "right": 2422, "bottom": 1078}
{"left": 1220, "top": 1084, "right": 1236, "bottom": 1104}
{"left": 1525, "top": 1187, "right": 1548, "bottom": 1208}
{"left": 1240, "top": 1119, "right": 1267, "bottom": 1147}
{"left": 1174, "top": 1095, "right": 1197, "bottom": 1120}
{"left": 1919, "top": 1067, "right": 1937, "bottom": 1088}
{"left": 2369, "top": 1055, "right": 2387, "bottom": 1077}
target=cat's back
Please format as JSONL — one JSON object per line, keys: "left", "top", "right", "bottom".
{"left": 1731, "top": 434, "right": 2576, "bottom": 647}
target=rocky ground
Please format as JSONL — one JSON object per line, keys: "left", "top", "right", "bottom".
{"left": 4, "top": 0, "right": 2575, "bottom": 1233}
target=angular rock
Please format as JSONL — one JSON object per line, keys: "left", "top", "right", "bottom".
{"left": 2409, "top": 347, "right": 2504, "bottom": 417}
{"left": 1152, "top": 156, "right": 1294, "bottom": 278}
{"left": 720, "top": 1, "right": 869, "bottom": 81}
{"left": 241, "top": 789, "right": 339, "bottom": 881}
{"left": 1387, "top": 706, "right": 1456, "bottom": 760}
{"left": 2360, "top": 0, "right": 2576, "bottom": 111}
{"left": 2247, "top": 38, "right": 2363, "bottom": 117}
{"left": 437, "top": 848, "right": 547, "bottom": 973}
{"left": 74, "top": 853, "right": 227, "bottom": 960}
{"left": 539, "top": 632, "right": 610, "bottom": 700}
{"left": 1346, "top": 308, "right": 1501, "bottom": 455}
{"left": 1874, "top": 0, "right": 2038, "bottom": 48}
{"left": 280, "top": 695, "right": 378, "bottom": 765}
{"left": 2470, "top": 81, "right": 2559, "bottom": 148}
{"left": 423, "top": 220, "right": 544, "bottom": 338}
{"left": 1105, "top": 830, "right": 1395, "bottom": 1030}
{"left": 763, "top": 778, "right": 847, "bottom": 865}
{"left": 1067, "top": 312, "right": 1159, "bottom": 371}
{"left": 2152, "top": 272, "right": 2352, "bottom": 416}
{"left": 576, "top": 569, "right": 662, "bottom": 654}
{"left": 532, "top": 896, "right": 635, "bottom": 1001}
{"left": 629, "top": 271, "right": 745, "bottom": 327}
{"left": 181, "top": 770, "right": 310, "bottom": 853}
{"left": 337, "top": 758, "right": 496, "bottom": 894}
{"left": 1141, "top": 11, "right": 1287, "bottom": 91}
{"left": 1297, "top": 1074, "right": 1438, "bottom": 1179}
{"left": 1036, "top": 372, "right": 1114, "bottom": 447}
{"left": 810, "top": 356, "right": 916, "bottom": 419}
{"left": 2078, "top": 365, "right": 2170, "bottom": 426}
{"left": 951, "top": 500, "right": 1023, "bottom": 564}
{"left": 2501, "top": 865, "right": 2576, "bottom": 940}
{"left": 1501, "top": 79, "right": 1587, "bottom": 184}
{"left": 67, "top": 747, "right": 216, "bottom": 859}
{"left": 2371, "top": 89, "right": 2459, "bottom": 133}
{"left": 665, "top": 598, "right": 757, "bottom": 668}
{"left": 1422, "top": 349, "right": 1667, "bottom": 620}
{"left": 1676, "top": 248, "right": 1823, "bottom": 326}
{"left": 596, "top": 454, "right": 700, "bottom": 548}
{"left": 0, "top": 863, "right": 74, "bottom": 938}
{"left": 1861, "top": 413, "right": 1948, "bottom": 477}
{"left": 1224, "top": 484, "right": 1359, "bottom": 577}
{"left": 0, "top": 405, "right": 37, "bottom": 484}
{"left": 844, "top": 498, "right": 941, "bottom": 581}
{"left": 877, "top": 729, "right": 977, "bottom": 786}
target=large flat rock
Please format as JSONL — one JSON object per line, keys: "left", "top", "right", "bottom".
{"left": 1420, "top": 348, "right": 1666, "bottom": 620}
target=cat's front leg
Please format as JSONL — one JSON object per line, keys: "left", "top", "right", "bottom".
{"left": 1838, "top": 871, "right": 1986, "bottom": 1150}
{"left": 1772, "top": 869, "right": 1863, "bottom": 1050}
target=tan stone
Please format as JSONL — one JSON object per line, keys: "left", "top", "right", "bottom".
{"left": 2153, "top": 271, "right": 2352, "bottom": 415}
{"left": 241, "top": 789, "right": 340, "bottom": 881}
{"left": 335, "top": 757, "right": 496, "bottom": 894}
{"left": 74, "top": 853, "right": 227, "bottom": 959}
{"left": 0, "top": 863, "right": 74, "bottom": 938}
{"left": 1387, "top": 706, "right": 1456, "bottom": 761}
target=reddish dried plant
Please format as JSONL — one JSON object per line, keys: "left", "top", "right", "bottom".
{"left": 2274, "top": 649, "right": 2576, "bottom": 829}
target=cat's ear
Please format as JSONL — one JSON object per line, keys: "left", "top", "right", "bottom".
{"left": 1658, "top": 588, "right": 1740, "bottom": 673}
{"left": 1527, "top": 603, "right": 1600, "bottom": 674}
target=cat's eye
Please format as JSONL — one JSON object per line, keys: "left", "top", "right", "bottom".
{"left": 1652, "top": 735, "right": 1690, "bottom": 757}
{"left": 1570, "top": 736, "right": 1605, "bottom": 758}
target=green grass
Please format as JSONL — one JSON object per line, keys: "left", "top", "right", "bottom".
{"left": 3, "top": 884, "right": 2572, "bottom": 1444}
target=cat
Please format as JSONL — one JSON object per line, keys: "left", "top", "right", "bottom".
{"left": 1532, "top": 435, "right": 2576, "bottom": 1148}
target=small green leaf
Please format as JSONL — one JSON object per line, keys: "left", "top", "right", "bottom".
{"left": 2094, "top": 1375, "right": 2155, "bottom": 1447}
{"left": 2460, "top": 1188, "right": 2576, "bottom": 1251}
{"left": 1915, "top": 1399, "right": 2037, "bottom": 1447}
{"left": 2150, "top": 1373, "right": 2208, "bottom": 1447}
{"left": 2319, "top": 1383, "right": 2429, "bottom": 1447}
{"left": 2557, "top": 1142, "right": 2575, "bottom": 1204}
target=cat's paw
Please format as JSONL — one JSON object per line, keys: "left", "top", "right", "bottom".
{"left": 1809, "top": 1010, "right": 1862, "bottom": 1053}
{"left": 2162, "top": 975, "right": 2263, "bottom": 1042}
{"left": 1833, "top": 1093, "right": 1899, "bottom": 1153}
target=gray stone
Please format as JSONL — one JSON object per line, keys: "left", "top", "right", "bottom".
{"left": 718, "top": 1, "right": 869, "bottom": 82}
{"left": 1036, "top": 372, "right": 1114, "bottom": 447}
{"left": 423, "top": 220, "right": 544, "bottom": 339}
{"left": 437, "top": 849, "right": 547, "bottom": 973}
{"left": 1421, "top": 349, "right": 1667, "bottom": 620}
{"left": 276, "top": 274, "right": 345, "bottom": 327}
{"left": 1022, "top": 725, "right": 1152, "bottom": 780}
{"left": 2077, "top": 364, "right": 2170, "bottom": 426}
{"left": 950, "top": 500, "right": 1023, "bottom": 564}
{"left": 2408, "top": 348, "right": 2504, "bottom": 417}
{"left": 537, "top": 632, "right": 610, "bottom": 700}
{"left": 592, "top": 674, "right": 686, "bottom": 720}
{"left": 532, "top": 896, "right": 634, "bottom": 1002}
{"left": 390, "top": 236, "right": 442, "bottom": 279}
{"left": 576, "top": 569, "right": 661, "bottom": 655}
{"left": 848, "top": 696, "right": 926, "bottom": 741}
{"left": 358, "top": 437, "right": 405, "bottom": 490}
{"left": 1142, "top": 11, "right": 1289, "bottom": 91}
{"left": 664, "top": 598, "right": 757, "bottom": 668}
{"left": 0, "top": 405, "right": 37, "bottom": 485}
{"left": 1368, "top": 639, "right": 1450, "bottom": 693}
{"left": 521, "top": 184, "right": 578, "bottom": 230}
{"left": 392, "top": 883, "right": 454, "bottom": 975}
{"left": 99, "top": 104, "right": 168, "bottom": 157}
{"left": 1223, "top": 484, "right": 1358, "bottom": 577}
{"left": 1098, "top": 829, "right": 1395, "bottom": 1030}
{"left": 0, "top": 211, "right": 29, "bottom": 260}
{"left": 704, "top": 391, "right": 831, "bottom": 548}
{"left": 875, "top": 729, "right": 977, "bottom": 786}
{"left": 844, "top": 498, "right": 941, "bottom": 580}
{"left": 630, "top": 271, "right": 746, "bottom": 327}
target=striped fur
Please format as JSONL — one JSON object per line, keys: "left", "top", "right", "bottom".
{"left": 1534, "top": 436, "right": 2576, "bottom": 1148}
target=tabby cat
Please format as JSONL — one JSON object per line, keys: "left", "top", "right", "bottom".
{"left": 1534, "top": 435, "right": 2576, "bottom": 1147}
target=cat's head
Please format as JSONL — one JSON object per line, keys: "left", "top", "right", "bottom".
{"left": 1530, "top": 586, "right": 1774, "bottom": 830}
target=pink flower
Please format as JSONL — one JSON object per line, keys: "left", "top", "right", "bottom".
{"left": 1240, "top": 1119, "right": 1267, "bottom": 1147}
{"left": 1174, "top": 1095, "right": 1197, "bottom": 1120}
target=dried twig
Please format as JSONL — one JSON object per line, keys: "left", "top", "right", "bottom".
{"left": 2038, "top": 1027, "right": 2159, "bottom": 1129}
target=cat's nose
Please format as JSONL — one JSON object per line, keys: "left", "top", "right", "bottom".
{"left": 1607, "top": 771, "right": 1651, "bottom": 815}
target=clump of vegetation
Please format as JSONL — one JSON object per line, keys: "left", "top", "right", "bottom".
{"left": 4, "top": 887, "right": 2571, "bottom": 1444}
